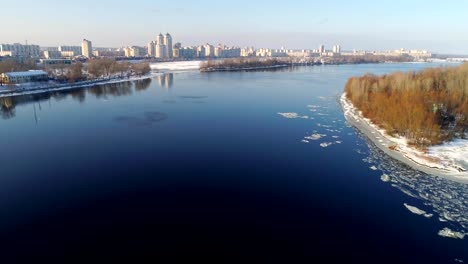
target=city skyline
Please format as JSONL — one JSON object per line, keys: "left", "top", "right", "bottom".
{"left": 2, "top": 0, "right": 468, "bottom": 54}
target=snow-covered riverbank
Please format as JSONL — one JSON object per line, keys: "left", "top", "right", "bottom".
{"left": 340, "top": 93, "right": 468, "bottom": 183}
{"left": 0, "top": 73, "right": 158, "bottom": 98}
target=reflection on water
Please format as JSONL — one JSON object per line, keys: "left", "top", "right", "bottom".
{"left": 0, "top": 79, "right": 153, "bottom": 119}
{"left": 0, "top": 97, "right": 15, "bottom": 119}
{"left": 156, "top": 73, "right": 173, "bottom": 89}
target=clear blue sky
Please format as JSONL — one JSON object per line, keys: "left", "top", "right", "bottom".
{"left": 2, "top": 0, "right": 468, "bottom": 54}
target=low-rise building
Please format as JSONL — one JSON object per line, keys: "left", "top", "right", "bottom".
{"left": 42, "top": 50, "right": 62, "bottom": 59}
{"left": 0, "top": 70, "right": 48, "bottom": 84}
{"left": 40, "top": 59, "right": 72, "bottom": 65}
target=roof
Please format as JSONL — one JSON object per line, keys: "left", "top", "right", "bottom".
{"left": 3, "top": 70, "right": 48, "bottom": 77}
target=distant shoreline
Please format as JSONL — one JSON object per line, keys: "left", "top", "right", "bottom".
{"left": 340, "top": 93, "right": 468, "bottom": 184}
{"left": 200, "top": 64, "right": 290, "bottom": 72}
{"left": 0, "top": 73, "right": 155, "bottom": 98}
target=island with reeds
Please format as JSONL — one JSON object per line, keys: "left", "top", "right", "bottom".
{"left": 341, "top": 63, "right": 468, "bottom": 180}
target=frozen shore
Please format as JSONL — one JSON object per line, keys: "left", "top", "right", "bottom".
{"left": 340, "top": 93, "right": 468, "bottom": 184}
{"left": 0, "top": 73, "right": 157, "bottom": 98}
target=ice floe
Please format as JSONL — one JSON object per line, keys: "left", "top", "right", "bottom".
{"left": 277, "top": 112, "right": 309, "bottom": 119}
{"left": 380, "top": 174, "right": 390, "bottom": 182}
{"left": 403, "top": 203, "right": 433, "bottom": 218}
{"left": 438, "top": 227, "right": 465, "bottom": 239}
{"left": 363, "top": 136, "right": 468, "bottom": 234}
{"left": 304, "top": 134, "right": 326, "bottom": 141}
{"left": 320, "top": 142, "right": 333, "bottom": 148}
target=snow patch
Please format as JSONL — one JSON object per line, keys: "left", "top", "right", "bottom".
{"left": 150, "top": 61, "right": 201, "bottom": 71}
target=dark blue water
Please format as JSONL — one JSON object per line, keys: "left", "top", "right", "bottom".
{"left": 0, "top": 64, "right": 466, "bottom": 263}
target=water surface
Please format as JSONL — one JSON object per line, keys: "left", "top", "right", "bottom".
{"left": 0, "top": 64, "right": 466, "bottom": 263}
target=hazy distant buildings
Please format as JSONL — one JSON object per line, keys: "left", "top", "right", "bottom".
{"left": 241, "top": 47, "right": 255, "bottom": 57}
{"left": 58, "top": 45, "right": 81, "bottom": 57}
{"left": 0, "top": 43, "right": 40, "bottom": 57}
{"left": 42, "top": 50, "right": 61, "bottom": 59}
{"left": 332, "top": 45, "right": 341, "bottom": 54}
{"left": 124, "top": 46, "right": 146, "bottom": 57}
{"left": 81, "top": 39, "right": 93, "bottom": 58}
{"left": 147, "top": 33, "right": 174, "bottom": 59}
{"left": 147, "top": 41, "right": 156, "bottom": 57}
{"left": 319, "top": 44, "right": 325, "bottom": 54}
{"left": 178, "top": 47, "right": 196, "bottom": 59}
{"left": 204, "top": 44, "right": 215, "bottom": 57}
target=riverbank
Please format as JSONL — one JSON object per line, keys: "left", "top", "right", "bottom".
{"left": 340, "top": 93, "right": 468, "bottom": 184}
{"left": 0, "top": 73, "right": 156, "bottom": 98}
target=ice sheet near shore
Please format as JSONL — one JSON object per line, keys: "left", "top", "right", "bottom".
{"left": 150, "top": 61, "right": 201, "bottom": 72}
{"left": 341, "top": 93, "right": 468, "bottom": 178}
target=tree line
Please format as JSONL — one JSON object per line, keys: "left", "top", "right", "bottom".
{"left": 345, "top": 63, "right": 468, "bottom": 147}
{"left": 0, "top": 58, "right": 151, "bottom": 83}
{"left": 200, "top": 58, "right": 288, "bottom": 71}
{"left": 47, "top": 59, "right": 151, "bottom": 82}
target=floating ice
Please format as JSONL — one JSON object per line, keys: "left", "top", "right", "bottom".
{"left": 403, "top": 203, "right": 433, "bottom": 218}
{"left": 320, "top": 142, "right": 333, "bottom": 148}
{"left": 304, "top": 134, "right": 326, "bottom": 140}
{"left": 370, "top": 166, "right": 378, "bottom": 170}
{"left": 380, "top": 174, "right": 390, "bottom": 182}
{"left": 277, "top": 112, "right": 309, "bottom": 119}
{"left": 438, "top": 228, "right": 465, "bottom": 239}
{"left": 301, "top": 140, "right": 310, "bottom": 143}
{"left": 335, "top": 141, "right": 342, "bottom": 144}
{"left": 307, "top": 105, "right": 321, "bottom": 109}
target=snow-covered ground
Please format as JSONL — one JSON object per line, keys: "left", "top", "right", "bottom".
{"left": 150, "top": 61, "right": 201, "bottom": 72}
{"left": 341, "top": 93, "right": 468, "bottom": 182}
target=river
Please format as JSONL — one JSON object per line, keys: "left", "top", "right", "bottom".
{"left": 0, "top": 63, "right": 466, "bottom": 263}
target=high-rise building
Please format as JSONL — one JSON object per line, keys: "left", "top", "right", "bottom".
{"left": 204, "top": 44, "right": 215, "bottom": 57}
{"left": 164, "top": 33, "right": 173, "bottom": 59}
{"left": 147, "top": 41, "right": 156, "bottom": 57}
{"left": 81, "top": 39, "right": 93, "bottom": 58}
{"left": 319, "top": 44, "right": 325, "bottom": 54}
{"left": 333, "top": 45, "right": 341, "bottom": 54}
{"left": 155, "top": 33, "right": 166, "bottom": 59}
